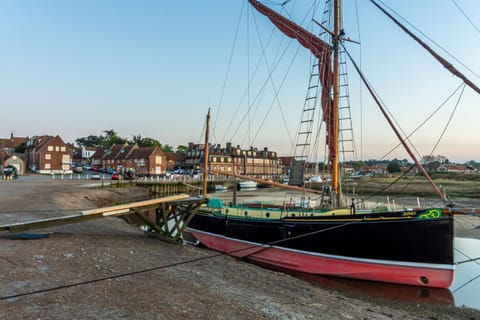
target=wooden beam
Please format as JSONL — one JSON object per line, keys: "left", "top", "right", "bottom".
{"left": 0, "top": 194, "right": 192, "bottom": 234}
{"left": 80, "top": 194, "right": 190, "bottom": 216}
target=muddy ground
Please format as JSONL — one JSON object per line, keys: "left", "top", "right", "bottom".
{"left": 1, "top": 179, "right": 480, "bottom": 319}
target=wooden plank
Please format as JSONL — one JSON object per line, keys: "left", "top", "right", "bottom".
{"left": 0, "top": 194, "right": 192, "bottom": 233}
{"left": 80, "top": 194, "right": 191, "bottom": 215}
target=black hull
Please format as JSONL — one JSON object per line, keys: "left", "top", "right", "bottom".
{"left": 186, "top": 208, "right": 455, "bottom": 288}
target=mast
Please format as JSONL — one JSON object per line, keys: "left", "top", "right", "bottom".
{"left": 331, "top": 0, "right": 340, "bottom": 197}
{"left": 202, "top": 108, "right": 210, "bottom": 198}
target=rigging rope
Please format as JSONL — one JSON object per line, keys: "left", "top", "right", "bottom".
{"left": 377, "top": 83, "right": 465, "bottom": 162}
{"left": 371, "top": 0, "right": 480, "bottom": 93}
{"left": 428, "top": 84, "right": 465, "bottom": 157}
{"left": 212, "top": 0, "right": 246, "bottom": 143}
{"left": 450, "top": 0, "right": 480, "bottom": 37}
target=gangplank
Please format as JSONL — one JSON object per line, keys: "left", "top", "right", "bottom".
{"left": 0, "top": 194, "right": 204, "bottom": 243}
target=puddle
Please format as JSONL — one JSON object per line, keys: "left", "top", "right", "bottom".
{"left": 452, "top": 237, "right": 480, "bottom": 310}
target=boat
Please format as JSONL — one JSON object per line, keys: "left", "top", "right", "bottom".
{"left": 185, "top": 0, "right": 480, "bottom": 288}
{"left": 215, "top": 184, "right": 228, "bottom": 192}
{"left": 238, "top": 180, "right": 258, "bottom": 190}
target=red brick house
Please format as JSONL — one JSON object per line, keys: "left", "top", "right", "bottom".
{"left": 25, "top": 135, "right": 73, "bottom": 174}
{"left": 90, "top": 144, "right": 167, "bottom": 176}
{"left": 164, "top": 152, "right": 185, "bottom": 171}
{"left": 125, "top": 146, "right": 166, "bottom": 176}
{"left": 102, "top": 143, "right": 137, "bottom": 172}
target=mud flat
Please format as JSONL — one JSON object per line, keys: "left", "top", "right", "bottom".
{"left": 1, "top": 181, "right": 480, "bottom": 319}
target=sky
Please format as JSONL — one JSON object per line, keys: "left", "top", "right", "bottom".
{"left": 1, "top": 0, "right": 480, "bottom": 162}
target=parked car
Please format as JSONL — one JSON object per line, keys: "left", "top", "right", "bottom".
{"left": 111, "top": 172, "right": 123, "bottom": 180}
{"left": 91, "top": 173, "right": 101, "bottom": 180}
{"left": 3, "top": 165, "right": 18, "bottom": 179}
{"left": 125, "top": 171, "right": 136, "bottom": 180}
{"left": 73, "top": 166, "right": 83, "bottom": 173}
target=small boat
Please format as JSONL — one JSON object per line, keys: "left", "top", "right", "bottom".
{"left": 215, "top": 184, "right": 228, "bottom": 192}
{"left": 238, "top": 180, "right": 257, "bottom": 190}
{"left": 185, "top": 0, "right": 480, "bottom": 288}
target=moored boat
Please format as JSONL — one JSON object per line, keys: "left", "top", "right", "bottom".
{"left": 184, "top": 0, "right": 480, "bottom": 288}
{"left": 238, "top": 180, "right": 258, "bottom": 190}
{"left": 187, "top": 198, "right": 454, "bottom": 288}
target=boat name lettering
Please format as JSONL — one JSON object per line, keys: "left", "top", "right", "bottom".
{"left": 402, "top": 212, "right": 415, "bottom": 217}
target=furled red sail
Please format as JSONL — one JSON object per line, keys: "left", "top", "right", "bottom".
{"left": 249, "top": 0, "right": 336, "bottom": 156}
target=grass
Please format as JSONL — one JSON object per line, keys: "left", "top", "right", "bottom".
{"left": 348, "top": 174, "right": 480, "bottom": 199}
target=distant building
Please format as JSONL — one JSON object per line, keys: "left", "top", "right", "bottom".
{"left": 164, "top": 152, "right": 185, "bottom": 171}
{"left": 25, "top": 135, "right": 73, "bottom": 174}
{"left": 125, "top": 146, "right": 166, "bottom": 176}
{"left": 185, "top": 142, "right": 283, "bottom": 179}
{"left": 4, "top": 154, "right": 27, "bottom": 175}
{"left": 0, "top": 133, "right": 27, "bottom": 173}
{"left": 73, "top": 146, "right": 98, "bottom": 165}
{"left": 437, "top": 164, "right": 476, "bottom": 173}
{"left": 90, "top": 144, "right": 167, "bottom": 176}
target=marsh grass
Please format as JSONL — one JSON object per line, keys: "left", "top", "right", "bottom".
{"left": 351, "top": 173, "right": 480, "bottom": 199}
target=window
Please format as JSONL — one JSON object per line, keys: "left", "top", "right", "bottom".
{"left": 61, "top": 146, "right": 66, "bottom": 152}
{"left": 45, "top": 163, "right": 51, "bottom": 169}
{"left": 55, "top": 146, "right": 60, "bottom": 151}
{"left": 155, "top": 156, "right": 162, "bottom": 164}
{"left": 48, "top": 146, "right": 53, "bottom": 151}
{"left": 45, "top": 154, "right": 51, "bottom": 160}
{"left": 138, "top": 159, "right": 145, "bottom": 166}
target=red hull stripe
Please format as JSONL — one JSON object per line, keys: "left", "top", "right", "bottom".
{"left": 186, "top": 228, "right": 454, "bottom": 289}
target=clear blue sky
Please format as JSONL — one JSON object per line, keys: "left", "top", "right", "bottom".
{"left": 1, "top": 0, "right": 479, "bottom": 162}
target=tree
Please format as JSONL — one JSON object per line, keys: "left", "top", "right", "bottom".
{"left": 351, "top": 160, "right": 365, "bottom": 171}
{"left": 76, "top": 130, "right": 128, "bottom": 148}
{"left": 160, "top": 144, "right": 174, "bottom": 152}
{"left": 176, "top": 145, "right": 188, "bottom": 153}
{"left": 14, "top": 142, "right": 26, "bottom": 153}
{"left": 465, "top": 160, "right": 480, "bottom": 169}
{"left": 387, "top": 160, "right": 401, "bottom": 173}
{"left": 103, "top": 130, "right": 127, "bottom": 146}
{"left": 130, "top": 134, "right": 161, "bottom": 147}
{"left": 75, "top": 135, "right": 105, "bottom": 148}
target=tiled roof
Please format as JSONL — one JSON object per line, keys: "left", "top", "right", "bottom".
{"left": 164, "top": 152, "right": 184, "bottom": 161}
{"left": 127, "top": 147, "right": 157, "bottom": 159}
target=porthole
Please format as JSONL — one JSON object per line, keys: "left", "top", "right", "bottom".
{"left": 419, "top": 276, "right": 429, "bottom": 285}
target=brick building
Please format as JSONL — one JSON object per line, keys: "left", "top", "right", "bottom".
{"left": 25, "top": 135, "right": 73, "bottom": 174}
